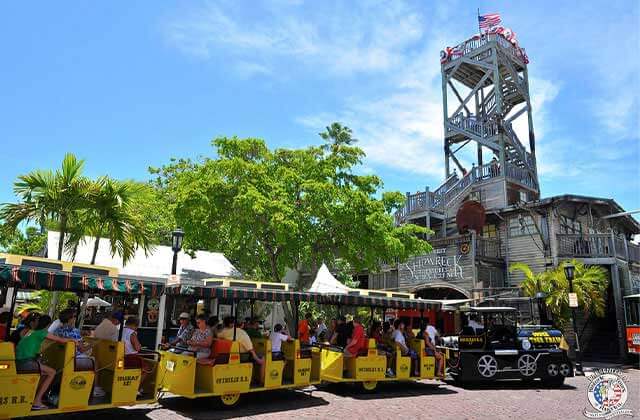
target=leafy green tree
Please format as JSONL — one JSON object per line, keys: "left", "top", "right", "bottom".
{"left": 510, "top": 259, "right": 608, "bottom": 327}
{"left": 0, "top": 226, "right": 47, "bottom": 256}
{"left": 152, "top": 124, "right": 431, "bottom": 284}
{"left": 17, "top": 290, "right": 78, "bottom": 316}
{"left": 0, "top": 153, "right": 91, "bottom": 260}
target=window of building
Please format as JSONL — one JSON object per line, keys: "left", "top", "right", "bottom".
{"left": 508, "top": 215, "right": 535, "bottom": 237}
{"left": 560, "top": 215, "right": 582, "bottom": 234}
{"left": 482, "top": 224, "right": 497, "bottom": 238}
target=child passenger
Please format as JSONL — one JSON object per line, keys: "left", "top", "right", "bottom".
{"left": 16, "top": 315, "right": 74, "bottom": 410}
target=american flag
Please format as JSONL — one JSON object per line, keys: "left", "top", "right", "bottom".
{"left": 479, "top": 13, "right": 501, "bottom": 30}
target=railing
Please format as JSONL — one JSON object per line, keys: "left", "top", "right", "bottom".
{"left": 505, "top": 163, "right": 537, "bottom": 189}
{"left": 447, "top": 113, "right": 498, "bottom": 139}
{"left": 557, "top": 234, "right": 611, "bottom": 258}
{"left": 445, "top": 33, "right": 527, "bottom": 67}
{"left": 629, "top": 243, "right": 640, "bottom": 263}
{"left": 556, "top": 233, "right": 640, "bottom": 263}
{"left": 477, "top": 237, "right": 501, "bottom": 259}
{"left": 614, "top": 237, "right": 627, "bottom": 260}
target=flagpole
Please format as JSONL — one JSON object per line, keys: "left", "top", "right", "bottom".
{"left": 477, "top": 8, "right": 481, "bottom": 35}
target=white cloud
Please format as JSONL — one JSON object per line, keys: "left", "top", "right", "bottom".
{"left": 165, "top": 1, "right": 426, "bottom": 76}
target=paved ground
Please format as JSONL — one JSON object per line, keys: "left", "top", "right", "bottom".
{"left": 36, "top": 368, "right": 639, "bottom": 420}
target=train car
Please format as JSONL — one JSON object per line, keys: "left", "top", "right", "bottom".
{"left": 0, "top": 261, "right": 164, "bottom": 418}
{"left": 442, "top": 307, "right": 573, "bottom": 386}
{"left": 318, "top": 293, "right": 445, "bottom": 392}
{"left": 624, "top": 294, "right": 640, "bottom": 356}
{"left": 158, "top": 283, "right": 322, "bottom": 407}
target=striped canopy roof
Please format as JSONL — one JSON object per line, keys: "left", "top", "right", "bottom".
{"left": 166, "top": 285, "right": 439, "bottom": 310}
{"left": 166, "top": 284, "right": 324, "bottom": 303}
{"left": 0, "top": 264, "right": 163, "bottom": 297}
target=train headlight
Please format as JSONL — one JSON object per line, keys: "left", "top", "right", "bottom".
{"left": 521, "top": 339, "right": 532, "bottom": 351}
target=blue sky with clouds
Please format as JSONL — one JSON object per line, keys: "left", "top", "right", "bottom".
{"left": 1, "top": 1, "right": 638, "bottom": 215}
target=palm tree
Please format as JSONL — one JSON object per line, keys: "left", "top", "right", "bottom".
{"left": 510, "top": 260, "right": 608, "bottom": 327}
{"left": 0, "top": 153, "right": 91, "bottom": 260}
{"left": 509, "top": 262, "right": 553, "bottom": 324}
{"left": 81, "top": 177, "right": 154, "bottom": 265}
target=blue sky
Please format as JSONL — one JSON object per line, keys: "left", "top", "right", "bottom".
{"left": 1, "top": 1, "right": 638, "bottom": 215}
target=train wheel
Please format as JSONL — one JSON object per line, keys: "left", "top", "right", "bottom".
{"left": 477, "top": 355, "right": 498, "bottom": 378}
{"left": 517, "top": 354, "right": 537, "bottom": 377}
{"left": 361, "top": 381, "right": 378, "bottom": 392}
{"left": 542, "top": 362, "right": 565, "bottom": 387}
{"left": 220, "top": 393, "right": 241, "bottom": 407}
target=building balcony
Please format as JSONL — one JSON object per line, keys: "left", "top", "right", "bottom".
{"left": 556, "top": 233, "right": 640, "bottom": 263}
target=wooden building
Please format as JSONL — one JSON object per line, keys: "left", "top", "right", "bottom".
{"left": 373, "top": 32, "right": 640, "bottom": 361}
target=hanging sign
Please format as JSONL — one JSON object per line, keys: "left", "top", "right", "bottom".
{"left": 568, "top": 293, "right": 578, "bottom": 308}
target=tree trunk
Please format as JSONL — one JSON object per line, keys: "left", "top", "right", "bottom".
{"left": 268, "top": 252, "right": 279, "bottom": 283}
{"left": 57, "top": 215, "right": 67, "bottom": 260}
{"left": 90, "top": 237, "right": 100, "bottom": 265}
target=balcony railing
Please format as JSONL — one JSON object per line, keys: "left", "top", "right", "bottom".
{"left": 556, "top": 234, "right": 639, "bottom": 263}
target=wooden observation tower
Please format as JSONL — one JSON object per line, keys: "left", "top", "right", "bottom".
{"left": 396, "top": 31, "right": 540, "bottom": 235}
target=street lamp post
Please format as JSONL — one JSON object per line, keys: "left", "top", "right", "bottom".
{"left": 171, "top": 228, "right": 184, "bottom": 276}
{"left": 564, "top": 263, "right": 582, "bottom": 375}
{"left": 156, "top": 228, "right": 184, "bottom": 350}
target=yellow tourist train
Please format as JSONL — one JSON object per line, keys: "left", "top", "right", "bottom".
{"left": 159, "top": 282, "right": 444, "bottom": 404}
{"left": 0, "top": 254, "right": 444, "bottom": 416}
{"left": 0, "top": 257, "right": 164, "bottom": 418}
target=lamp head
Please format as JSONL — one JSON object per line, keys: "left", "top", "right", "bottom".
{"left": 171, "top": 228, "right": 184, "bottom": 253}
{"left": 563, "top": 263, "right": 575, "bottom": 281}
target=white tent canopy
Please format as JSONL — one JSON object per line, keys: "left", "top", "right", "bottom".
{"left": 308, "top": 263, "right": 350, "bottom": 294}
{"left": 86, "top": 296, "right": 112, "bottom": 308}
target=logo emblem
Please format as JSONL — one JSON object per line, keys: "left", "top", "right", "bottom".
{"left": 459, "top": 242, "right": 470, "bottom": 255}
{"left": 69, "top": 376, "right": 87, "bottom": 390}
{"left": 269, "top": 369, "right": 279, "bottom": 380}
{"left": 584, "top": 368, "right": 633, "bottom": 419}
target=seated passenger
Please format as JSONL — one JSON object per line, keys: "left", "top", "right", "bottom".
{"left": 10, "top": 311, "right": 40, "bottom": 346}
{"left": 327, "top": 318, "right": 338, "bottom": 344}
{"left": 417, "top": 324, "right": 444, "bottom": 377}
{"left": 298, "top": 313, "right": 312, "bottom": 345}
{"left": 207, "top": 315, "right": 219, "bottom": 337}
{"left": 331, "top": 316, "right": 349, "bottom": 348}
{"left": 122, "top": 317, "right": 153, "bottom": 396}
{"left": 163, "top": 312, "right": 193, "bottom": 351}
{"left": 467, "top": 314, "right": 483, "bottom": 334}
{"left": 53, "top": 309, "right": 106, "bottom": 397}
{"left": 218, "top": 316, "right": 264, "bottom": 383}
{"left": 393, "top": 319, "right": 419, "bottom": 376}
{"left": 16, "top": 315, "right": 74, "bottom": 410}
{"left": 186, "top": 314, "right": 212, "bottom": 359}
{"left": 424, "top": 317, "right": 440, "bottom": 346}
{"left": 316, "top": 318, "right": 327, "bottom": 338}
{"left": 370, "top": 320, "right": 394, "bottom": 376}
{"left": 344, "top": 317, "right": 366, "bottom": 358}
{"left": 0, "top": 309, "right": 11, "bottom": 341}
{"left": 269, "top": 324, "right": 292, "bottom": 360}
{"left": 93, "top": 311, "right": 123, "bottom": 341}
{"left": 245, "top": 318, "right": 263, "bottom": 339}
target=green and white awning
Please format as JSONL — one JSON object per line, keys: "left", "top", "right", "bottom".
{"left": 0, "top": 264, "right": 163, "bottom": 297}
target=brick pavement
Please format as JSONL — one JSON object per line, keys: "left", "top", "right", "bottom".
{"left": 34, "top": 369, "right": 639, "bottom": 420}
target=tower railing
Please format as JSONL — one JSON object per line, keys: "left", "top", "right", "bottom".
{"left": 447, "top": 113, "right": 499, "bottom": 139}
{"left": 444, "top": 33, "right": 527, "bottom": 68}
{"left": 394, "top": 158, "right": 543, "bottom": 224}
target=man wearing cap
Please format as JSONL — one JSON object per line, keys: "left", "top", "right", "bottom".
{"left": 169, "top": 312, "right": 194, "bottom": 349}
{"left": 94, "top": 311, "right": 124, "bottom": 341}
